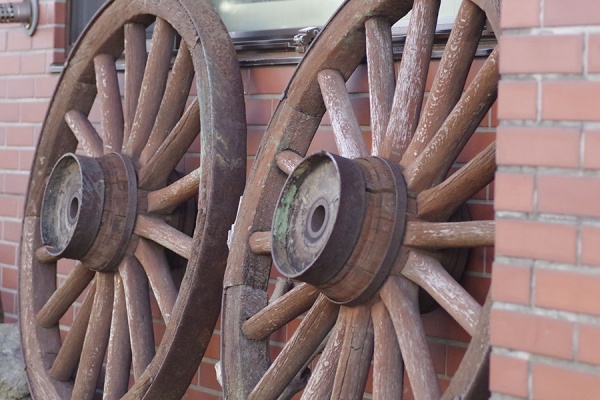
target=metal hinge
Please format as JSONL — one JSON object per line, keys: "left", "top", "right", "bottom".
{"left": 292, "top": 27, "right": 320, "bottom": 53}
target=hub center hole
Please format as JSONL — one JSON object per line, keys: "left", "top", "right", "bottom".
{"left": 311, "top": 205, "right": 326, "bottom": 233}
{"left": 306, "top": 198, "right": 329, "bottom": 241}
{"left": 68, "top": 195, "right": 79, "bottom": 224}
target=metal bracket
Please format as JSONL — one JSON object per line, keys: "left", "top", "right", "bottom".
{"left": 0, "top": 0, "right": 39, "bottom": 36}
{"left": 293, "top": 27, "right": 320, "bottom": 53}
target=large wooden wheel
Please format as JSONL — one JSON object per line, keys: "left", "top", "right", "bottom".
{"left": 19, "top": 0, "right": 246, "bottom": 399}
{"left": 222, "top": 0, "right": 499, "bottom": 398}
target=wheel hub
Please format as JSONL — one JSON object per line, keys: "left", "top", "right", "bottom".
{"left": 272, "top": 151, "right": 408, "bottom": 305}
{"left": 40, "top": 152, "right": 138, "bottom": 271}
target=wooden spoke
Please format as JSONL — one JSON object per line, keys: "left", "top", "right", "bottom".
{"left": 418, "top": 142, "right": 496, "bottom": 221}
{"left": 65, "top": 110, "right": 104, "bottom": 157}
{"left": 103, "top": 274, "right": 132, "bottom": 400}
{"left": 381, "top": 276, "right": 442, "bottom": 400}
{"left": 72, "top": 273, "right": 114, "bottom": 400}
{"left": 405, "top": 220, "right": 495, "bottom": 248}
{"left": 133, "top": 214, "right": 192, "bottom": 259}
{"left": 137, "top": 99, "right": 200, "bottom": 190}
{"left": 50, "top": 283, "right": 96, "bottom": 382}
{"left": 248, "top": 231, "right": 272, "bottom": 255}
{"left": 381, "top": 0, "right": 440, "bottom": 162}
{"left": 120, "top": 257, "right": 155, "bottom": 379}
{"left": 146, "top": 168, "right": 201, "bottom": 214}
{"left": 140, "top": 41, "right": 195, "bottom": 165}
{"left": 301, "top": 310, "right": 346, "bottom": 399}
{"left": 242, "top": 283, "right": 319, "bottom": 341}
{"left": 402, "top": 0, "right": 485, "bottom": 166}
{"left": 135, "top": 238, "right": 178, "bottom": 322}
{"left": 318, "top": 69, "right": 368, "bottom": 159}
{"left": 124, "top": 22, "right": 147, "bottom": 141}
{"left": 124, "top": 17, "right": 176, "bottom": 159}
{"left": 248, "top": 295, "right": 339, "bottom": 400}
{"left": 94, "top": 54, "right": 124, "bottom": 153}
{"left": 406, "top": 47, "right": 499, "bottom": 192}
{"left": 36, "top": 263, "right": 95, "bottom": 328}
{"left": 372, "top": 301, "right": 403, "bottom": 400}
{"left": 331, "top": 305, "right": 374, "bottom": 399}
{"left": 402, "top": 251, "right": 482, "bottom": 336}
{"left": 269, "top": 277, "right": 294, "bottom": 303}
{"left": 366, "top": 17, "right": 395, "bottom": 155}
{"left": 275, "top": 150, "right": 303, "bottom": 175}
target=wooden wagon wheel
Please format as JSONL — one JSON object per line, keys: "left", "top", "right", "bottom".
{"left": 222, "top": 0, "right": 499, "bottom": 398}
{"left": 19, "top": 0, "right": 246, "bottom": 398}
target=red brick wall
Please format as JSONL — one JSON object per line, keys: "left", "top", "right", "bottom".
{"left": 492, "top": 0, "right": 600, "bottom": 398}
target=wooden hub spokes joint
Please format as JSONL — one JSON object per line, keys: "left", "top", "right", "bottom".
{"left": 39, "top": 153, "right": 137, "bottom": 271}
{"left": 273, "top": 152, "right": 409, "bottom": 305}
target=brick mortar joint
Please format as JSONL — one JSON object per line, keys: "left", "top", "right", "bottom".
{"left": 494, "top": 301, "right": 600, "bottom": 324}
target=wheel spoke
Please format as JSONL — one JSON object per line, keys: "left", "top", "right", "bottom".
{"left": 417, "top": 142, "right": 495, "bottom": 221}
{"left": 147, "top": 168, "right": 200, "bottom": 214}
{"left": 140, "top": 41, "right": 195, "bottom": 164}
{"left": 402, "top": 251, "right": 482, "bottom": 336}
{"left": 366, "top": 17, "right": 395, "bottom": 155}
{"left": 381, "top": 0, "right": 440, "bottom": 162}
{"left": 36, "top": 263, "right": 95, "bottom": 328}
{"left": 50, "top": 282, "right": 96, "bottom": 382}
{"left": 103, "top": 274, "right": 132, "bottom": 400}
{"left": 331, "top": 305, "right": 374, "bottom": 399}
{"left": 94, "top": 54, "right": 124, "bottom": 153}
{"left": 120, "top": 257, "right": 155, "bottom": 379}
{"left": 248, "top": 231, "right": 272, "bottom": 255}
{"left": 242, "top": 283, "right": 319, "bottom": 341}
{"left": 72, "top": 273, "right": 114, "bottom": 400}
{"left": 65, "top": 110, "right": 104, "bottom": 157}
{"left": 301, "top": 309, "right": 346, "bottom": 400}
{"left": 406, "top": 47, "right": 499, "bottom": 192}
{"left": 134, "top": 238, "right": 178, "bottom": 322}
{"left": 276, "top": 150, "right": 303, "bottom": 175}
{"left": 124, "top": 22, "right": 147, "bottom": 141}
{"left": 318, "top": 69, "right": 368, "bottom": 159}
{"left": 248, "top": 295, "right": 339, "bottom": 400}
{"left": 124, "top": 17, "right": 176, "bottom": 159}
{"left": 381, "top": 276, "right": 442, "bottom": 400}
{"left": 134, "top": 214, "right": 192, "bottom": 259}
{"left": 137, "top": 98, "right": 200, "bottom": 189}
{"left": 470, "top": 0, "right": 501, "bottom": 35}
{"left": 405, "top": 220, "right": 494, "bottom": 248}
{"left": 402, "top": 0, "right": 485, "bottom": 166}
{"left": 372, "top": 301, "right": 403, "bottom": 400}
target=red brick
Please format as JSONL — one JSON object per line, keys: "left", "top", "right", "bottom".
{"left": 247, "top": 66, "right": 294, "bottom": 95}
{"left": 497, "top": 80, "right": 537, "bottom": 120}
{"left": 545, "top": 0, "right": 600, "bottom": 27}
{"left": 0, "top": 102, "right": 20, "bottom": 122}
{"left": 199, "top": 361, "right": 222, "bottom": 392}
{"left": 0, "top": 149, "right": 19, "bottom": 170}
{"left": 0, "top": 243, "right": 16, "bottom": 265}
{"left": 20, "top": 100, "right": 49, "bottom": 122}
{"left": 501, "top": 35, "right": 583, "bottom": 74}
{"left": 346, "top": 64, "right": 369, "bottom": 94}
{"left": 446, "top": 344, "right": 466, "bottom": 377}
{"left": 0, "top": 195, "right": 19, "bottom": 218}
{"left": 0, "top": 53, "right": 20, "bottom": 75}
{"left": 536, "top": 269, "right": 600, "bottom": 316}
{"left": 1, "top": 290, "right": 16, "bottom": 315}
{"left": 491, "top": 308, "right": 573, "bottom": 359}
{"left": 5, "top": 77, "right": 34, "bottom": 98}
{"left": 461, "top": 275, "right": 490, "bottom": 305}
{"left": 494, "top": 172, "right": 534, "bottom": 213}
{"left": 38, "top": 1, "right": 67, "bottom": 26}
{"left": 1, "top": 266, "right": 17, "bottom": 289}
{"left": 537, "top": 175, "right": 600, "bottom": 217}
{"left": 588, "top": 34, "right": 600, "bottom": 74}
{"left": 422, "top": 307, "right": 470, "bottom": 343}
{"left": 307, "top": 128, "right": 338, "bottom": 155}
{"left": 578, "top": 324, "right": 600, "bottom": 365}
{"left": 491, "top": 263, "right": 531, "bottom": 305}
{"left": 583, "top": 130, "right": 600, "bottom": 169}
{"left": 6, "top": 29, "right": 31, "bottom": 51}
{"left": 3, "top": 220, "right": 21, "bottom": 242}
{"left": 0, "top": 31, "right": 6, "bottom": 51}
{"left": 245, "top": 97, "right": 273, "bottom": 125}
{"left": 4, "top": 172, "right": 28, "bottom": 195}
{"left": 501, "top": 0, "right": 540, "bottom": 28}
{"left": 497, "top": 126, "right": 580, "bottom": 169}
{"left": 490, "top": 354, "right": 529, "bottom": 398}
{"left": 20, "top": 52, "right": 47, "bottom": 74}
{"left": 542, "top": 81, "right": 600, "bottom": 122}
{"left": 34, "top": 75, "right": 59, "bottom": 98}
{"left": 5, "top": 125, "right": 35, "bottom": 147}
{"left": 581, "top": 226, "right": 600, "bottom": 267}
{"left": 533, "top": 362, "right": 600, "bottom": 400}
{"left": 32, "top": 26, "right": 65, "bottom": 50}
{"left": 496, "top": 219, "right": 577, "bottom": 263}
{"left": 456, "top": 131, "right": 495, "bottom": 164}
